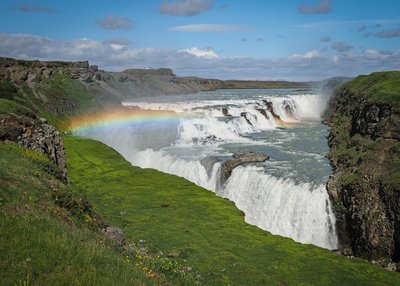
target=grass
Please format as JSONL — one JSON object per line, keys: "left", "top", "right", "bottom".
{"left": 345, "top": 71, "right": 400, "bottom": 107}
{"left": 0, "top": 80, "right": 19, "bottom": 100}
{"left": 0, "top": 98, "right": 35, "bottom": 117}
{"left": 0, "top": 143, "right": 194, "bottom": 285}
{"left": 65, "top": 135, "right": 400, "bottom": 286}
{"left": 0, "top": 74, "right": 100, "bottom": 130}
{"left": 41, "top": 73, "right": 98, "bottom": 113}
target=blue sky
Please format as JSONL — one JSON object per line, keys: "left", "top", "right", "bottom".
{"left": 0, "top": 0, "right": 399, "bottom": 80}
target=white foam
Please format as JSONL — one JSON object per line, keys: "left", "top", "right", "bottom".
{"left": 222, "top": 166, "right": 338, "bottom": 249}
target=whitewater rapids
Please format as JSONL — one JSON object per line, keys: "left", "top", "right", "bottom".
{"left": 75, "top": 88, "right": 338, "bottom": 249}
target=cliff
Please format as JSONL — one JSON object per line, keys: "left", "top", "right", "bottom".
{"left": 326, "top": 71, "right": 400, "bottom": 267}
{"left": 2, "top": 57, "right": 400, "bottom": 284}
{"left": 0, "top": 57, "right": 227, "bottom": 106}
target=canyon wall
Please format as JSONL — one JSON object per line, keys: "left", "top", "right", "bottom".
{"left": 326, "top": 72, "right": 400, "bottom": 268}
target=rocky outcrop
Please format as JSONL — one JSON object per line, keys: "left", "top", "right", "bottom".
{"left": 123, "top": 68, "right": 175, "bottom": 77}
{"left": 240, "top": 112, "right": 253, "bottom": 125}
{"left": 221, "top": 152, "right": 269, "bottom": 183}
{"left": 320, "top": 77, "right": 352, "bottom": 123}
{"left": 326, "top": 72, "right": 400, "bottom": 267}
{"left": 18, "top": 118, "right": 67, "bottom": 180}
{"left": 256, "top": 108, "right": 270, "bottom": 120}
{"left": 262, "top": 100, "right": 282, "bottom": 121}
{"left": 0, "top": 57, "right": 108, "bottom": 85}
{"left": 102, "top": 226, "right": 125, "bottom": 245}
{"left": 0, "top": 114, "right": 67, "bottom": 181}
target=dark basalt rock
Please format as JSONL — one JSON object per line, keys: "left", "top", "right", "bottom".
{"left": 240, "top": 112, "right": 253, "bottom": 125}
{"left": 220, "top": 152, "right": 269, "bottom": 183}
{"left": 326, "top": 78, "right": 400, "bottom": 267}
{"left": 256, "top": 108, "right": 270, "bottom": 120}
{"left": 262, "top": 100, "right": 281, "bottom": 121}
{"left": 222, "top": 107, "right": 231, "bottom": 116}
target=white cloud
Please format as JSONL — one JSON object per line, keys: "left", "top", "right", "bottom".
{"left": 181, "top": 47, "right": 218, "bottom": 58}
{"left": 169, "top": 24, "right": 250, "bottom": 32}
{"left": 289, "top": 50, "right": 320, "bottom": 60}
{"left": 159, "top": 0, "right": 213, "bottom": 16}
{"left": 1, "top": 32, "right": 399, "bottom": 81}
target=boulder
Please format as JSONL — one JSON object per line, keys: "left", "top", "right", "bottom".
{"left": 102, "top": 226, "right": 125, "bottom": 245}
{"left": 220, "top": 152, "right": 269, "bottom": 183}
{"left": 222, "top": 107, "right": 231, "bottom": 116}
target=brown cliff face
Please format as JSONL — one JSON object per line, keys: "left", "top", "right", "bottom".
{"left": 326, "top": 72, "right": 400, "bottom": 267}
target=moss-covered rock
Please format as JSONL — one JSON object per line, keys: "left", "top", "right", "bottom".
{"left": 327, "top": 71, "right": 400, "bottom": 265}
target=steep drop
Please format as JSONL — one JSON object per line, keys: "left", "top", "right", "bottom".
{"left": 75, "top": 88, "right": 338, "bottom": 249}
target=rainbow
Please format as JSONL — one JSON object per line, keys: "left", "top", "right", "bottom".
{"left": 67, "top": 107, "right": 184, "bottom": 132}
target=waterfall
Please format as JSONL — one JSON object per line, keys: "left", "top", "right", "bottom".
{"left": 75, "top": 89, "right": 338, "bottom": 249}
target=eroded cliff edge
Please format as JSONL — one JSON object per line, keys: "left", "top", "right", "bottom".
{"left": 325, "top": 72, "right": 400, "bottom": 267}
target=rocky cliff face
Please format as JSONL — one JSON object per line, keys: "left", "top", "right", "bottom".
{"left": 0, "top": 57, "right": 107, "bottom": 85}
{"left": 326, "top": 72, "right": 400, "bottom": 268}
{"left": 0, "top": 57, "right": 226, "bottom": 104}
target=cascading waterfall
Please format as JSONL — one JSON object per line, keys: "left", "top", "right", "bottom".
{"left": 73, "top": 88, "right": 338, "bottom": 250}
{"left": 223, "top": 166, "right": 337, "bottom": 248}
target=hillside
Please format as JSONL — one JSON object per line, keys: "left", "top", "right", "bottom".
{"left": 1, "top": 57, "right": 400, "bottom": 284}
{"left": 63, "top": 135, "right": 400, "bottom": 285}
{"left": 326, "top": 71, "right": 400, "bottom": 266}
{"left": 222, "top": 79, "right": 307, "bottom": 89}
{"left": 0, "top": 57, "right": 307, "bottom": 107}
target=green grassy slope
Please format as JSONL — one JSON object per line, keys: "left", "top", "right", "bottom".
{"left": 0, "top": 74, "right": 99, "bottom": 130}
{"left": 0, "top": 143, "right": 161, "bottom": 285}
{"left": 65, "top": 136, "right": 400, "bottom": 286}
{"left": 345, "top": 71, "right": 400, "bottom": 107}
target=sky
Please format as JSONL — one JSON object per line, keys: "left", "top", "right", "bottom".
{"left": 0, "top": 0, "right": 399, "bottom": 80}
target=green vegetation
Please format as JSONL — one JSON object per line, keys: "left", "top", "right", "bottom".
{"left": 0, "top": 80, "right": 19, "bottom": 100}
{"left": 0, "top": 143, "right": 202, "bottom": 285}
{"left": 2, "top": 61, "right": 400, "bottom": 285}
{"left": 41, "top": 73, "right": 98, "bottom": 114}
{"left": 345, "top": 71, "right": 400, "bottom": 107}
{"left": 64, "top": 135, "right": 400, "bottom": 285}
{"left": 329, "top": 72, "right": 400, "bottom": 192}
{"left": 0, "top": 73, "right": 99, "bottom": 129}
{"left": 0, "top": 98, "right": 35, "bottom": 118}
{"left": 0, "top": 143, "right": 146, "bottom": 285}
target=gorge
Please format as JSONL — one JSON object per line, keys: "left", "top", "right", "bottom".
{"left": 1, "top": 57, "right": 399, "bottom": 285}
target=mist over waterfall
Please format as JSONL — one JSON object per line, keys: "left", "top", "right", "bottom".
{"left": 74, "top": 88, "right": 338, "bottom": 249}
